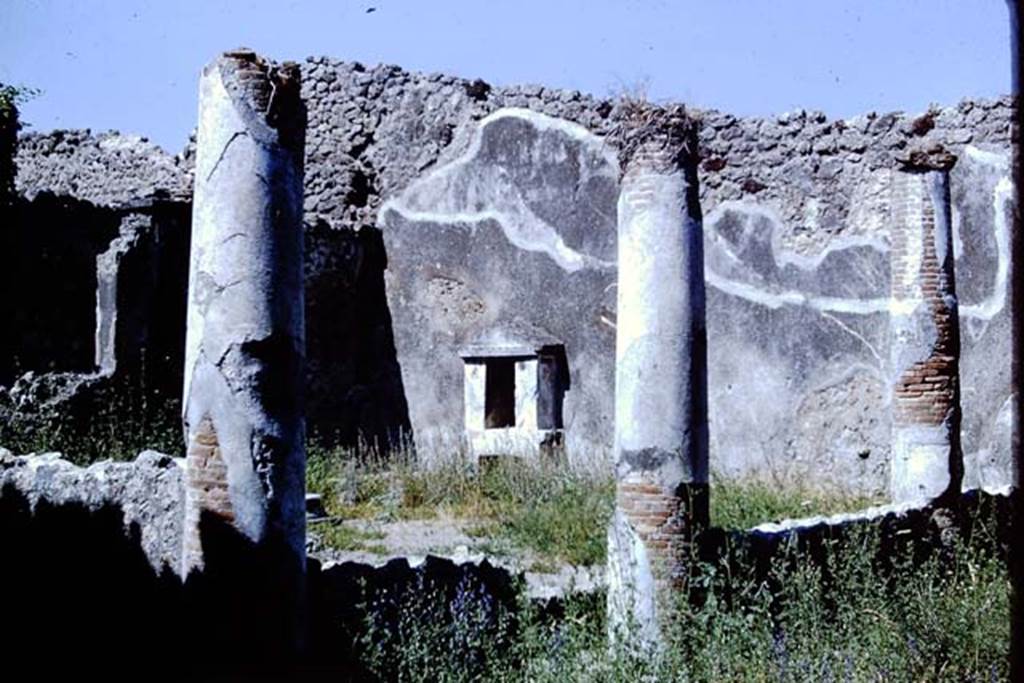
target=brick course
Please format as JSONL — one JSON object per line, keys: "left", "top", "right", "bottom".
{"left": 890, "top": 171, "right": 959, "bottom": 428}
{"left": 617, "top": 476, "right": 690, "bottom": 588}
{"left": 182, "top": 415, "right": 233, "bottom": 569}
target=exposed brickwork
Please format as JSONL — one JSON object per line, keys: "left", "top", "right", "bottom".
{"left": 622, "top": 138, "right": 682, "bottom": 184}
{"left": 619, "top": 132, "right": 701, "bottom": 242}
{"left": 893, "top": 355, "right": 957, "bottom": 424}
{"left": 221, "top": 49, "right": 278, "bottom": 114}
{"left": 890, "top": 171, "right": 959, "bottom": 427}
{"left": 611, "top": 104, "right": 696, "bottom": 177}
{"left": 612, "top": 129, "right": 706, "bottom": 637}
{"left": 616, "top": 476, "right": 690, "bottom": 588}
{"left": 219, "top": 49, "right": 304, "bottom": 148}
{"left": 183, "top": 415, "right": 232, "bottom": 569}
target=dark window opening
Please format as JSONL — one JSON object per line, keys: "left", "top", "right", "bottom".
{"left": 2, "top": 194, "right": 121, "bottom": 385}
{"left": 537, "top": 354, "right": 561, "bottom": 430}
{"left": 537, "top": 345, "right": 569, "bottom": 430}
{"left": 484, "top": 359, "right": 516, "bottom": 428}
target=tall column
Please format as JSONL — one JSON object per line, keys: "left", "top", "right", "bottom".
{"left": 607, "top": 105, "right": 709, "bottom": 650}
{"left": 182, "top": 49, "right": 306, "bottom": 657}
{"left": 1007, "top": 3, "right": 1022, "bottom": 678}
{"left": 889, "top": 145, "right": 962, "bottom": 505}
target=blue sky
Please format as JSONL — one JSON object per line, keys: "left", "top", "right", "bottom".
{"left": 0, "top": 0, "right": 1014, "bottom": 152}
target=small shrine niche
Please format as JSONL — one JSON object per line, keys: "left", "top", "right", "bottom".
{"left": 460, "top": 335, "right": 569, "bottom": 460}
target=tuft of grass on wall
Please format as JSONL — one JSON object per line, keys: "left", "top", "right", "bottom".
{"left": 1, "top": 389, "right": 182, "bottom": 465}
{"left": 308, "top": 519, "right": 386, "bottom": 555}
{"left": 711, "top": 476, "right": 884, "bottom": 530}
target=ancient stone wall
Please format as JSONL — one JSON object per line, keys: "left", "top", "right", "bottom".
{"left": 295, "top": 58, "right": 1014, "bottom": 494}
{"left": 0, "top": 448, "right": 184, "bottom": 569}
{"left": 8, "top": 57, "right": 1017, "bottom": 494}
{"left": 15, "top": 129, "right": 192, "bottom": 207}
{"left": 1, "top": 194, "right": 122, "bottom": 383}
{"left": 296, "top": 58, "right": 1012, "bottom": 246}
{"left": 0, "top": 196, "right": 190, "bottom": 459}
{"left": 2, "top": 126, "right": 192, "bottom": 453}
{"left": 696, "top": 105, "right": 1013, "bottom": 495}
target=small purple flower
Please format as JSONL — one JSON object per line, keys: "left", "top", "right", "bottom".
{"left": 772, "top": 630, "right": 789, "bottom": 681}
{"left": 906, "top": 635, "right": 920, "bottom": 659}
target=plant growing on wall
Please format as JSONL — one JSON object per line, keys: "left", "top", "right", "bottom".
{"left": 0, "top": 83, "right": 40, "bottom": 209}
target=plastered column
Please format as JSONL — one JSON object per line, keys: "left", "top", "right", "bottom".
{"left": 182, "top": 48, "right": 306, "bottom": 604}
{"left": 889, "top": 146, "right": 962, "bottom": 505}
{"left": 607, "top": 107, "right": 709, "bottom": 650}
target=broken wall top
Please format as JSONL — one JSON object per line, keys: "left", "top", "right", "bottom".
{"left": 12, "top": 56, "right": 1016, "bottom": 235}
{"left": 15, "top": 129, "right": 193, "bottom": 209}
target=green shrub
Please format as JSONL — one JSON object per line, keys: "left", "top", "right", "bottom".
{"left": 1, "top": 383, "right": 182, "bottom": 464}
{"left": 348, "top": 502, "right": 1010, "bottom": 682}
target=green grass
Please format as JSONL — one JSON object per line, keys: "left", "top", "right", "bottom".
{"left": 0, "top": 384, "right": 183, "bottom": 465}
{"left": 309, "top": 519, "right": 387, "bottom": 554}
{"left": 5, "top": 421, "right": 1010, "bottom": 679}
{"left": 350, "top": 507, "right": 1010, "bottom": 682}
{"left": 306, "top": 444, "right": 889, "bottom": 565}
{"left": 459, "top": 461, "right": 615, "bottom": 567}
{"left": 710, "top": 477, "right": 884, "bottom": 530}
{"left": 306, "top": 444, "right": 615, "bottom": 566}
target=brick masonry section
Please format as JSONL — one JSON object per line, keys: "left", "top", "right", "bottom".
{"left": 890, "top": 171, "right": 959, "bottom": 428}
{"left": 621, "top": 131, "right": 688, "bottom": 182}
{"left": 183, "top": 414, "right": 233, "bottom": 568}
{"left": 609, "top": 122, "right": 708, "bottom": 647}
{"left": 617, "top": 477, "right": 689, "bottom": 588}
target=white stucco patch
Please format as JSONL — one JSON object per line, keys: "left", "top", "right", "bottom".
{"left": 381, "top": 108, "right": 617, "bottom": 273}
{"left": 703, "top": 153, "right": 1013, "bottom": 322}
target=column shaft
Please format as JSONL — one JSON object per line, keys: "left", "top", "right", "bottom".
{"left": 889, "top": 148, "right": 962, "bottom": 504}
{"left": 181, "top": 50, "right": 307, "bottom": 661}
{"left": 607, "top": 111, "right": 708, "bottom": 649}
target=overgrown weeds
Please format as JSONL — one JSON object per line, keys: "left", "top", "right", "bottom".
{"left": 348, "top": 500, "right": 1010, "bottom": 681}
{"left": 306, "top": 442, "right": 887, "bottom": 566}
{"left": 306, "top": 442, "right": 614, "bottom": 566}
{"left": 309, "top": 519, "right": 386, "bottom": 554}
{"left": 0, "top": 381, "right": 182, "bottom": 464}
{"left": 710, "top": 476, "right": 884, "bottom": 530}
{"left": 309, "top": 443, "right": 1009, "bottom": 680}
